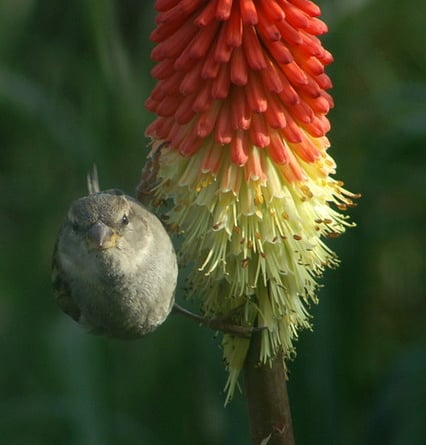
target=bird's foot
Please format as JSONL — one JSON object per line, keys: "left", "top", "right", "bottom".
{"left": 172, "top": 303, "right": 265, "bottom": 338}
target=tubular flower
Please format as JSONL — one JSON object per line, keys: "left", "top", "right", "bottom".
{"left": 144, "top": 0, "right": 358, "bottom": 399}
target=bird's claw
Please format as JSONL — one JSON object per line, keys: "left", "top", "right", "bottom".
{"left": 172, "top": 303, "right": 266, "bottom": 338}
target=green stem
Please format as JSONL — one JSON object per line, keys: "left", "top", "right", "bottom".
{"left": 243, "top": 330, "right": 295, "bottom": 445}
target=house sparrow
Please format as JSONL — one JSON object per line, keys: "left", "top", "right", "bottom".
{"left": 52, "top": 186, "right": 178, "bottom": 339}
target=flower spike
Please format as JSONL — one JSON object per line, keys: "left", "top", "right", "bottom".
{"left": 143, "top": 0, "right": 359, "bottom": 401}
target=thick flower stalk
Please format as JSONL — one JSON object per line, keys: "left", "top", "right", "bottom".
{"left": 144, "top": 0, "right": 357, "bottom": 399}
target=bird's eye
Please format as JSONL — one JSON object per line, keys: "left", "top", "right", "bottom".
{"left": 121, "top": 214, "right": 129, "bottom": 225}
{"left": 71, "top": 221, "right": 79, "bottom": 232}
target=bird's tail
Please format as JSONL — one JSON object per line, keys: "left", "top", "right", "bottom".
{"left": 87, "top": 165, "right": 100, "bottom": 194}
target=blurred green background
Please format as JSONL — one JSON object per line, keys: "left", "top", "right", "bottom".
{"left": 0, "top": 1, "right": 425, "bottom": 444}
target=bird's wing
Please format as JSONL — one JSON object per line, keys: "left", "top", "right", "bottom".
{"left": 51, "top": 241, "right": 81, "bottom": 322}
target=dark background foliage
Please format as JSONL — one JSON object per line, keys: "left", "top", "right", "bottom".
{"left": 0, "top": 1, "right": 424, "bottom": 444}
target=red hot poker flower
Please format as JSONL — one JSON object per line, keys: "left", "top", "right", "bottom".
{"left": 143, "top": 0, "right": 358, "bottom": 400}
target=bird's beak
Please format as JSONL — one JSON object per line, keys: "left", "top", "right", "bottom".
{"left": 87, "top": 221, "right": 117, "bottom": 250}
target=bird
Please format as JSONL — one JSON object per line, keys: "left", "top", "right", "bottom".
{"left": 52, "top": 169, "right": 178, "bottom": 339}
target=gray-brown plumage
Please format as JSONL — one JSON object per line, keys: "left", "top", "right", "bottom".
{"left": 52, "top": 187, "right": 177, "bottom": 339}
